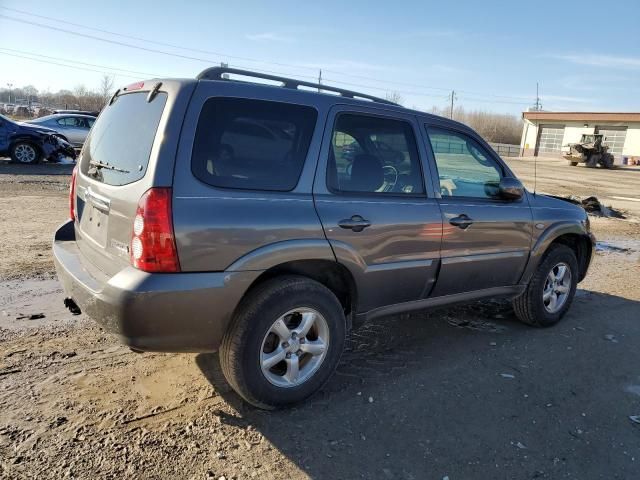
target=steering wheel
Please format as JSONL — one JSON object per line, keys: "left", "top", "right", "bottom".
{"left": 381, "top": 165, "right": 399, "bottom": 192}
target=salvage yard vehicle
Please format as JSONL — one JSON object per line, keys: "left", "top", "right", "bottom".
{"left": 0, "top": 113, "right": 76, "bottom": 164}
{"left": 53, "top": 68, "right": 595, "bottom": 409}
{"left": 564, "top": 134, "right": 615, "bottom": 169}
{"left": 27, "top": 113, "right": 96, "bottom": 148}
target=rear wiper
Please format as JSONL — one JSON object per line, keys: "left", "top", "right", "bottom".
{"left": 88, "top": 160, "right": 130, "bottom": 174}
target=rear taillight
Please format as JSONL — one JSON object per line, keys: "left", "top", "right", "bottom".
{"left": 69, "top": 166, "right": 78, "bottom": 221}
{"left": 130, "top": 188, "right": 180, "bottom": 273}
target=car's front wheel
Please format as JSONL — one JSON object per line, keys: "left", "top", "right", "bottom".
{"left": 220, "top": 276, "right": 346, "bottom": 409}
{"left": 10, "top": 142, "right": 41, "bottom": 164}
{"left": 513, "top": 244, "right": 578, "bottom": 327}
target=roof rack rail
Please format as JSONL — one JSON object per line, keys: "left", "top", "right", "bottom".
{"left": 196, "top": 67, "right": 398, "bottom": 106}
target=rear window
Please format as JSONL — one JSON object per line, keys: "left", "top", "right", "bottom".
{"left": 191, "top": 98, "right": 317, "bottom": 191}
{"left": 81, "top": 91, "right": 167, "bottom": 186}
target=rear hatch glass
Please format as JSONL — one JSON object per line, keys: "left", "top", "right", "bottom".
{"left": 75, "top": 90, "right": 168, "bottom": 276}
{"left": 80, "top": 91, "right": 167, "bottom": 185}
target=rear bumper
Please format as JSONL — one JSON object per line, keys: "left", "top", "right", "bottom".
{"left": 53, "top": 220, "right": 260, "bottom": 352}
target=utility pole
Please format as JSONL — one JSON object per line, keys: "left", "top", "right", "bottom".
{"left": 534, "top": 82, "right": 542, "bottom": 111}
{"left": 318, "top": 69, "right": 322, "bottom": 93}
{"left": 6, "top": 83, "right": 13, "bottom": 104}
{"left": 449, "top": 90, "right": 456, "bottom": 119}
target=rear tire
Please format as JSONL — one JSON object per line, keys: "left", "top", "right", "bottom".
{"left": 513, "top": 244, "right": 578, "bottom": 327}
{"left": 220, "top": 276, "right": 346, "bottom": 409}
{"left": 10, "top": 142, "right": 41, "bottom": 164}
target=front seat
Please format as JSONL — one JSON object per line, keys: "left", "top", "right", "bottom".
{"left": 348, "top": 154, "right": 384, "bottom": 192}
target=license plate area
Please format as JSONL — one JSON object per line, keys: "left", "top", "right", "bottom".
{"left": 80, "top": 205, "right": 108, "bottom": 247}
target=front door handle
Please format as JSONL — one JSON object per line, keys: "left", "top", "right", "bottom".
{"left": 338, "top": 215, "right": 371, "bottom": 232}
{"left": 449, "top": 214, "right": 473, "bottom": 230}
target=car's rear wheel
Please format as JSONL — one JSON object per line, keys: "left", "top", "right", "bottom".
{"left": 220, "top": 276, "right": 346, "bottom": 409}
{"left": 10, "top": 142, "right": 41, "bottom": 164}
{"left": 513, "top": 244, "right": 578, "bottom": 327}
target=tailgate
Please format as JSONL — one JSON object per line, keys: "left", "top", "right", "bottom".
{"left": 74, "top": 87, "right": 170, "bottom": 277}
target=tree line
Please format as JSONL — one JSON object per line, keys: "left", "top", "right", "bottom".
{"left": 386, "top": 92, "right": 523, "bottom": 145}
{"left": 0, "top": 75, "right": 114, "bottom": 116}
{"left": 1, "top": 80, "right": 522, "bottom": 146}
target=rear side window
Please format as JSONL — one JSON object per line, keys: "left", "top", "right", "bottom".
{"left": 191, "top": 98, "right": 317, "bottom": 191}
{"left": 81, "top": 92, "right": 167, "bottom": 186}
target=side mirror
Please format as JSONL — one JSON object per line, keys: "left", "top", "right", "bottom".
{"left": 499, "top": 177, "right": 524, "bottom": 201}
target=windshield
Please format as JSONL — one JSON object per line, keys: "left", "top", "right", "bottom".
{"left": 79, "top": 91, "right": 167, "bottom": 186}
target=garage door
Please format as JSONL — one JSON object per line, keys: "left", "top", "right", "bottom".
{"left": 537, "top": 125, "right": 565, "bottom": 155}
{"left": 597, "top": 127, "right": 627, "bottom": 155}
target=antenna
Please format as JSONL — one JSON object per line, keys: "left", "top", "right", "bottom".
{"left": 531, "top": 82, "right": 542, "bottom": 195}
{"left": 533, "top": 117, "right": 538, "bottom": 196}
{"left": 533, "top": 139, "right": 537, "bottom": 195}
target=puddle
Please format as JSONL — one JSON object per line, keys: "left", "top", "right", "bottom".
{"left": 0, "top": 277, "right": 81, "bottom": 330}
{"left": 596, "top": 240, "right": 640, "bottom": 260}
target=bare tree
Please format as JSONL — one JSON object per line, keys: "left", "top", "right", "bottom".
{"left": 99, "top": 75, "right": 115, "bottom": 106}
{"left": 430, "top": 105, "right": 522, "bottom": 145}
{"left": 385, "top": 91, "right": 404, "bottom": 105}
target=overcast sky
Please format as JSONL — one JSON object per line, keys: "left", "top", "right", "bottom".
{"left": 1, "top": 0, "right": 639, "bottom": 115}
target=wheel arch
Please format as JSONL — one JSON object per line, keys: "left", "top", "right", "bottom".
{"left": 225, "top": 239, "right": 358, "bottom": 330}
{"left": 547, "top": 233, "right": 593, "bottom": 282}
{"left": 521, "top": 223, "right": 594, "bottom": 284}
{"left": 238, "top": 259, "right": 358, "bottom": 331}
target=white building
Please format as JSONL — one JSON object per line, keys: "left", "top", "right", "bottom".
{"left": 520, "top": 111, "right": 640, "bottom": 159}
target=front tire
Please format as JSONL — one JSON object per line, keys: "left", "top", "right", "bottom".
{"left": 10, "top": 142, "right": 41, "bottom": 164}
{"left": 600, "top": 153, "right": 614, "bottom": 169}
{"left": 513, "top": 244, "right": 578, "bottom": 327}
{"left": 220, "top": 276, "right": 346, "bottom": 409}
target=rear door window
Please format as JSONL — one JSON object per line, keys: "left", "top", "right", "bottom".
{"left": 80, "top": 91, "right": 167, "bottom": 186}
{"left": 327, "top": 113, "right": 424, "bottom": 195}
{"left": 191, "top": 98, "right": 317, "bottom": 191}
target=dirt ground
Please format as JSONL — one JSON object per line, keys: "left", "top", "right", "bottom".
{"left": 1, "top": 157, "right": 639, "bottom": 479}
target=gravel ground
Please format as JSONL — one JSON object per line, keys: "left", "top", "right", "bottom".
{"left": 1, "top": 157, "right": 639, "bottom": 479}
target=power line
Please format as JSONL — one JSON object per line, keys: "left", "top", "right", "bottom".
{"left": 456, "top": 95, "right": 532, "bottom": 106}
{"left": 0, "top": 6, "right": 322, "bottom": 76}
{"left": 2, "top": 48, "right": 451, "bottom": 102}
{"left": 0, "top": 51, "right": 147, "bottom": 79}
{"left": 0, "top": 7, "right": 532, "bottom": 102}
{"left": 0, "top": 47, "right": 160, "bottom": 78}
{"left": 0, "top": 11, "right": 438, "bottom": 92}
{"left": 0, "top": 12, "right": 537, "bottom": 109}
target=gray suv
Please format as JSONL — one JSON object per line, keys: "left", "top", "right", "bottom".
{"left": 53, "top": 68, "right": 595, "bottom": 409}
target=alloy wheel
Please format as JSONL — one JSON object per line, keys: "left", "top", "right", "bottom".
{"left": 260, "top": 307, "right": 330, "bottom": 388}
{"left": 14, "top": 144, "right": 37, "bottom": 163}
{"left": 542, "top": 262, "right": 572, "bottom": 314}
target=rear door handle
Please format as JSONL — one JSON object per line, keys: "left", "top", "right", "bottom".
{"left": 449, "top": 214, "right": 473, "bottom": 230}
{"left": 338, "top": 215, "right": 371, "bottom": 232}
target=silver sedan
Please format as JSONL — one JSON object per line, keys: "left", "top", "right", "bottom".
{"left": 27, "top": 114, "right": 96, "bottom": 148}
